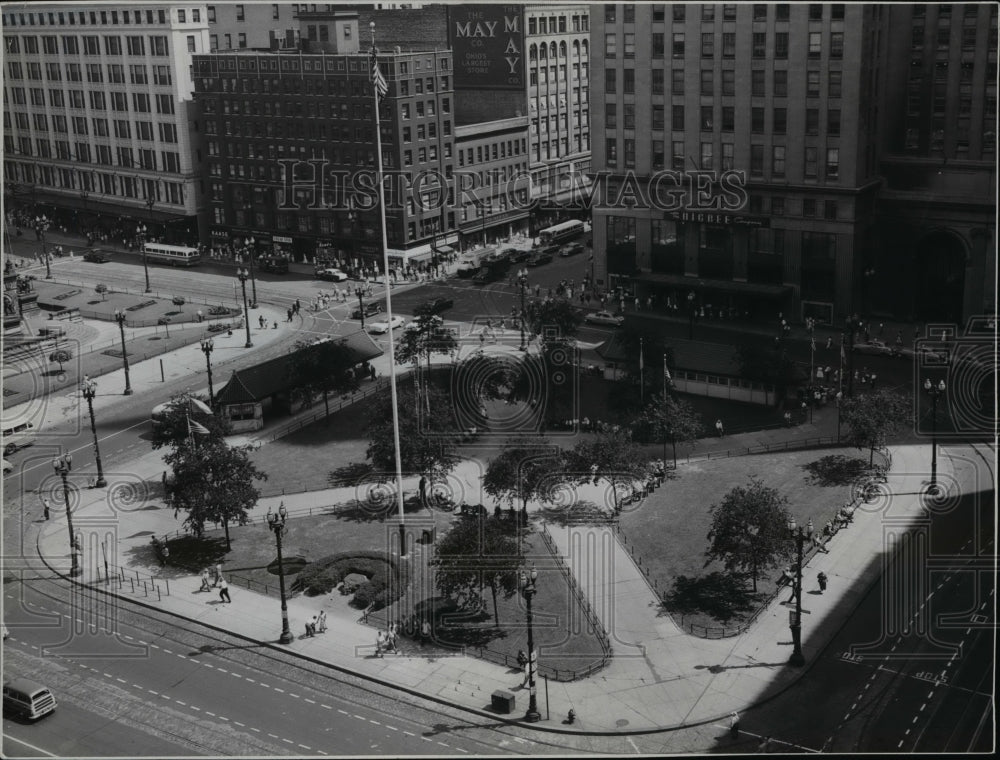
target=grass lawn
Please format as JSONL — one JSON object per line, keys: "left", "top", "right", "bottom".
{"left": 617, "top": 446, "right": 873, "bottom": 632}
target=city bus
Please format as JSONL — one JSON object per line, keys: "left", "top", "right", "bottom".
{"left": 141, "top": 242, "right": 201, "bottom": 267}
{"left": 538, "top": 220, "right": 585, "bottom": 246}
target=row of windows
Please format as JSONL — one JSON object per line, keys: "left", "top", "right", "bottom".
{"left": 6, "top": 163, "right": 187, "bottom": 205}
{"left": 528, "top": 40, "right": 590, "bottom": 60}
{"left": 200, "top": 76, "right": 385, "bottom": 98}
{"left": 456, "top": 139, "right": 527, "bottom": 167}
{"left": 605, "top": 4, "right": 845, "bottom": 24}
{"left": 4, "top": 34, "right": 171, "bottom": 56}
{"left": 5, "top": 142, "right": 183, "bottom": 173}
{"left": 607, "top": 30, "right": 844, "bottom": 60}
{"left": 606, "top": 67, "right": 843, "bottom": 99}
{"left": 2, "top": 8, "right": 176, "bottom": 27}
{"left": 527, "top": 13, "right": 589, "bottom": 35}
{"left": 532, "top": 110, "right": 590, "bottom": 132}
{"left": 912, "top": 23, "right": 991, "bottom": 51}
{"left": 6, "top": 90, "right": 176, "bottom": 115}
{"left": 397, "top": 77, "right": 450, "bottom": 96}
{"left": 528, "top": 63, "right": 589, "bottom": 86}
{"left": 6, "top": 110, "right": 179, "bottom": 141}
{"left": 531, "top": 92, "right": 589, "bottom": 112}
{"left": 605, "top": 138, "right": 841, "bottom": 180}
{"left": 608, "top": 104, "right": 841, "bottom": 136}
{"left": 198, "top": 53, "right": 447, "bottom": 77}
{"left": 531, "top": 135, "right": 591, "bottom": 162}
{"left": 6, "top": 61, "right": 176, "bottom": 85}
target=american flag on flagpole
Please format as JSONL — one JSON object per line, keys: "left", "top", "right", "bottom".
{"left": 639, "top": 337, "right": 644, "bottom": 372}
{"left": 663, "top": 354, "right": 672, "bottom": 382}
{"left": 370, "top": 47, "right": 388, "bottom": 101}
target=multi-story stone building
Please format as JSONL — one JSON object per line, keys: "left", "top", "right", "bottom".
{"left": 2, "top": 3, "right": 209, "bottom": 238}
{"left": 592, "top": 2, "right": 995, "bottom": 326}
{"left": 193, "top": 11, "right": 455, "bottom": 270}
{"left": 876, "top": 3, "right": 997, "bottom": 322}
{"left": 524, "top": 4, "right": 591, "bottom": 222}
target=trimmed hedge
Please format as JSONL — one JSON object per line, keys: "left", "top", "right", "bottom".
{"left": 292, "top": 551, "right": 408, "bottom": 611}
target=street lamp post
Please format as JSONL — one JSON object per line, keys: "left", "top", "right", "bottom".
{"left": 37, "top": 215, "right": 52, "bottom": 279}
{"left": 355, "top": 285, "right": 367, "bottom": 328}
{"left": 80, "top": 380, "right": 107, "bottom": 488}
{"left": 863, "top": 267, "right": 876, "bottom": 317}
{"left": 137, "top": 223, "right": 152, "bottom": 293}
{"left": 687, "top": 291, "right": 696, "bottom": 339}
{"left": 266, "top": 503, "right": 294, "bottom": 645}
{"left": 52, "top": 454, "right": 81, "bottom": 577}
{"left": 923, "top": 379, "right": 946, "bottom": 493}
{"left": 201, "top": 339, "right": 215, "bottom": 409}
{"left": 787, "top": 517, "right": 813, "bottom": 667}
{"left": 112, "top": 309, "right": 134, "bottom": 395}
{"left": 244, "top": 237, "right": 258, "bottom": 308}
{"left": 237, "top": 268, "right": 253, "bottom": 348}
{"left": 517, "top": 267, "right": 529, "bottom": 350}
{"left": 520, "top": 566, "right": 541, "bottom": 722}
{"left": 844, "top": 314, "right": 858, "bottom": 397}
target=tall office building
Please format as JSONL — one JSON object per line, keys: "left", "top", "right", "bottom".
{"left": 193, "top": 11, "right": 456, "bottom": 269}
{"left": 592, "top": 2, "right": 888, "bottom": 324}
{"left": 592, "top": 2, "right": 996, "bottom": 326}
{"left": 876, "top": 3, "right": 997, "bottom": 322}
{"left": 525, "top": 4, "right": 592, "bottom": 220}
{"left": 2, "top": 4, "right": 209, "bottom": 237}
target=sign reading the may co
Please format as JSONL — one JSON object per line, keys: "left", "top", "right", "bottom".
{"left": 448, "top": 4, "right": 524, "bottom": 91}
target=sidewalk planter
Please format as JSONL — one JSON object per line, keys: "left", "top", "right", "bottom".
{"left": 491, "top": 690, "right": 516, "bottom": 714}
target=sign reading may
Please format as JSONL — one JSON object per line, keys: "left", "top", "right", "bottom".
{"left": 449, "top": 5, "right": 524, "bottom": 91}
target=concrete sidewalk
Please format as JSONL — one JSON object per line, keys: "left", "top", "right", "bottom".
{"left": 30, "top": 409, "right": 954, "bottom": 734}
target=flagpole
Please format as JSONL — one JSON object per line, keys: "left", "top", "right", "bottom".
{"left": 639, "top": 337, "right": 644, "bottom": 406}
{"left": 663, "top": 353, "right": 667, "bottom": 399}
{"left": 370, "top": 23, "right": 408, "bottom": 558}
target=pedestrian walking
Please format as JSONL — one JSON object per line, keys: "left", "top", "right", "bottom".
{"left": 375, "top": 629, "right": 386, "bottom": 657}
{"left": 41, "top": 496, "right": 50, "bottom": 520}
{"left": 295, "top": 299, "right": 301, "bottom": 313}
{"left": 420, "top": 619, "right": 431, "bottom": 644}
{"left": 826, "top": 336, "right": 833, "bottom": 350}
{"left": 214, "top": 563, "right": 223, "bottom": 587}
{"left": 729, "top": 711, "right": 740, "bottom": 740}
{"left": 218, "top": 578, "right": 231, "bottom": 603}
{"left": 715, "top": 419, "right": 724, "bottom": 437}
{"left": 369, "top": 365, "right": 376, "bottom": 381}
{"left": 317, "top": 610, "right": 328, "bottom": 633}
{"left": 870, "top": 372, "right": 877, "bottom": 389}
{"left": 199, "top": 568, "right": 212, "bottom": 591}
{"left": 305, "top": 616, "right": 317, "bottom": 637}
{"left": 286, "top": 308, "right": 293, "bottom": 322}
{"left": 817, "top": 572, "right": 828, "bottom": 592}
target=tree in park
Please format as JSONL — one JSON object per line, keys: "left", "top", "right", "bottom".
{"left": 285, "top": 338, "right": 361, "bottom": 423}
{"left": 736, "top": 343, "right": 803, "bottom": 396}
{"left": 704, "top": 477, "right": 793, "bottom": 592}
{"left": 172, "top": 295, "right": 186, "bottom": 311}
{"left": 839, "top": 389, "right": 911, "bottom": 466}
{"left": 393, "top": 303, "right": 458, "bottom": 413}
{"left": 94, "top": 283, "right": 108, "bottom": 301}
{"left": 164, "top": 436, "right": 267, "bottom": 551}
{"left": 365, "top": 377, "right": 460, "bottom": 485}
{"left": 523, "top": 297, "right": 581, "bottom": 347}
{"left": 565, "top": 423, "right": 651, "bottom": 512}
{"left": 49, "top": 347, "right": 73, "bottom": 372}
{"left": 150, "top": 394, "right": 229, "bottom": 450}
{"left": 483, "top": 437, "right": 563, "bottom": 513}
{"left": 635, "top": 392, "right": 704, "bottom": 466}
{"left": 432, "top": 513, "right": 522, "bottom": 627}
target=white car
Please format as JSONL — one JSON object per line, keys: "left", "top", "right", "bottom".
{"left": 404, "top": 315, "right": 445, "bottom": 332}
{"left": 316, "top": 268, "right": 349, "bottom": 282}
{"left": 367, "top": 315, "right": 406, "bottom": 334}
{"left": 584, "top": 310, "right": 624, "bottom": 326}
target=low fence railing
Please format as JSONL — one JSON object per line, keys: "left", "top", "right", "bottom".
{"left": 97, "top": 564, "right": 171, "bottom": 600}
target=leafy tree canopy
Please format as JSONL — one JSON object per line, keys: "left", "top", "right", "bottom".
{"left": 634, "top": 392, "right": 704, "bottom": 464}
{"left": 705, "top": 476, "right": 793, "bottom": 591}
{"left": 150, "top": 393, "right": 228, "bottom": 450}
{"left": 840, "top": 389, "right": 912, "bottom": 464}
{"left": 564, "top": 423, "right": 651, "bottom": 510}
{"left": 524, "top": 297, "right": 581, "bottom": 346}
{"left": 285, "top": 338, "right": 362, "bottom": 418}
{"left": 164, "top": 437, "right": 268, "bottom": 550}
{"left": 483, "top": 437, "right": 564, "bottom": 511}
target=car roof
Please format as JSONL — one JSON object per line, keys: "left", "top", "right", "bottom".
{"left": 4, "top": 678, "right": 50, "bottom": 696}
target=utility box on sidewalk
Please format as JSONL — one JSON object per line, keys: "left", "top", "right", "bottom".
{"left": 491, "top": 690, "right": 515, "bottom": 713}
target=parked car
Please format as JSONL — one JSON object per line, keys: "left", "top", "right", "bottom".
{"left": 351, "top": 302, "right": 383, "bottom": 320}
{"left": 507, "top": 249, "right": 531, "bottom": 263}
{"left": 527, "top": 252, "right": 553, "bottom": 267}
{"left": 368, "top": 315, "right": 406, "bottom": 334}
{"left": 82, "top": 250, "right": 110, "bottom": 263}
{"left": 853, "top": 338, "right": 897, "bottom": 356}
{"left": 584, "top": 310, "right": 624, "bottom": 326}
{"left": 425, "top": 297, "right": 454, "bottom": 314}
{"left": 316, "top": 267, "right": 349, "bottom": 282}
{"left": 559, "top": 243, "right": 585, "bottom": 257}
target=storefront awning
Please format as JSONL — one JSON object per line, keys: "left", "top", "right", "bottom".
{"left": 631, "top": 272, "right": 791, "bottom": 298}
{"left": 433, "top": 245, "right": 455, "bottom": 254}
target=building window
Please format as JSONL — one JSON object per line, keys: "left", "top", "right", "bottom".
{"left": 701, "top": 106, "right": 713, "bottom": 130}
{"left": 672, "top": 33, "right": 684, "bottom": 58}
{"left": 605, "top": 68, "right": 616, "bottom": 93}
{"left": 827, "top": 109, "right": 840, "bottom": 136}
{"left": 722, "top": 142, "right": 734, "bottom": 170}
{"left": 652, "top": 139, "right": 665, "bottom": 169}
{"left": 774, "top": 107, "right": 787, "bottom": 134}
{"left": 722, "top": 33, "right": 735, "bottom": 59}
{"left": 752, "top": 33, "right": 766, "bottom": 58}
{"left": 653, "top": 33, "right": 664, "bottom": 58}
{"left": 772, "top": 146, "right": 785, "bottom": 177}
{"left": 701, "top": 69, "right": 713, "bottom": 95}
{"left": 672, "top": 68, "right": 684, "bottom": 95}
{"left": 830, "top": 32, "right": 843, "bottom": 59}
{"left": 807, "top": 71, "right": 821, "bottom": 97}
{"left": 753, "top": 4, "right": 768, "bottom": 21}
{"left": 624, "top": 33, "right": 635, "bottom": 58}
{"left": 671, "top": 141, "right": 684, "bottom": 170}
{"left": 672, "top": 104, "right": 684, "bottom": 131}
{"left": 752, "top": 69, "right": 765, "bottom": 96}
{"left": 701, "top": 142, "right": 713, "bottom": 170}
{"left": 702, "top": 5, "right": 715, "bottom": 21}
{"left": 605, "top": 138, "right": 617, "bottom": 163}
{"left": 750, "top": 145, "right": 764, "bottom": 176}
{"left": 652, "top": 68, "right": 664, "bottom": 94}
{"left": 623, "top": 68, "right": 635, "bottom": 93}
{"left": 824, "top": 201, "right": 837, "bottom": 220}
{"left": 604, "top": 5, "right": 615, "bottom": 24}
{"left": 828, "top": 71, "right": 842, "bottom": 98}
{"left": 722, "top": 106, "right": 734, "bottom": 131}
{"left": 623, "top": 103, "right": 635, "bottom": 129}
{"left": 605, "top": 33, "right": 617, "bottom": 58}
{"left": 652, "top": 105, "right": 664, "bottom": 130}
{"left": 825, "top": 148, "right": 839, "bottom": 179}
{"left": 672, "top": 5, "right": 685, "bottom": 22}
{"left": 803, "top": 199, "right": 816, "bottom": 217}
{"left": 751, "top": 107, "right": 764, "bottom": 133}
{"left": 808, "top": 32, "right": 821, "bottom": 58}
{"left": 775, "top": 32, "right": 789, "bottom": 59}
{"left": 723, "top": 4, "right": 737, "bottom": 21}
{"left": 809, "top": 4, "right": 823, "bottom": 21}
{"left": 722, "top": 69, "right": 735, "bottom": 96}
{"left": 806, "top": 108, "right": 819, "bottom": 135}
{"left": 605, "top": 103, "right": 617, "bottom": 129}
{"left": 804, "top": 147, "right": 817, "bottom": 178}
{"left": 236, "top": 5, "right": 244, "bottom": 21}
{"left": 701, "top": 33, "right": 714, "bottom": 58}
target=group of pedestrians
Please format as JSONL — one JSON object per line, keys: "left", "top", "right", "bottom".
{"left": 303, "top": 610, "right": 328, "bottom": 637}
{"left": 198, "top": 564, "right": 231, "bottom": 603}
{"left": 374, "top": 622, "right": 400, "bottom": 656}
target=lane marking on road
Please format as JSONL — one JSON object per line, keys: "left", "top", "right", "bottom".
{"left": 456, "top": 747, "right": 469, "bottom": 753}
{"left": 912, "top": 716, "right": 919, "bottom": 724}
{"left": 116, "top": 677, "right": 126, "bottom": 684}
{"left": 353, "top": 714, "right": 366, "bottom": 721}
{"left": 919, "top": 703, "right": 926, "bottom": 712}
{"left": 244, "top": 677, "right": 255, "bottom": 683}
{"left": 234, "top": 721, "right": 244, "bottom": 727}
{"left": 386, "top": 725, "right": 398, "bottom": 731}
{"left": 281, "top": 738, "right": 294, "bottom": 745}
{"left": 369, "top": 719, "right": 381, "bottom": 726}
{"left": 147, "top": 689, "right": 159, "bottom": 696}
{"left": 205, "top": 711, "right": 216, "bottom": 717}
{"left": 437, "top": 741, "right": 450, "bottom": 748}
{"left": 250, "top": 727, "right": 260, "bottom": 733}
{"left": 267, "top": 733, "right": 279, "bottom": 740}
{"left": 299, "top": 745, "right": 311, "bottom": 751}
{"left": 321, "top": 704, "right": 331, "bottom": 710}
{"left": 403, "top": 731, "right": 415, "bottom": 737}
{"left": 190, "top": 706, "right": 201, "bottom": 711}
{"left": 289, "top": 693, "right": 300, "bottom": 699}
{"left": 216, "top": 667, "right": 227, "bottom": 673}
{"left": 0, "top": 734, "right": 58, "bottom": 757}
{"left": 176, "top": 701, "right": 186, "bottom": 706}
{"left": 218, "top": 715, "right": 229, "bottom": 721}
{"left": 304, "top": 698, "right": 316, "bottom": 704}
{"left": 898, "top": 740, "right": 905, "bottom": 748}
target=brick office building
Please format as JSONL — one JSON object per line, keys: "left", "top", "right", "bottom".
{"left": 193, "top": 10, "right": 455, "bottom": 270}
{"left": 2, "top": 3, "right": 208, "bottom": 239}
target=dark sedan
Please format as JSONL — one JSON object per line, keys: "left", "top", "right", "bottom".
{"left": 559, "top": 243, "right": 585, "bottom": 257}
{"left": 526, "top": 252, "right": 553, "bottom": 267}
{"left": 351, "top": 302, "right": 383, "bottom": 320}
{"left": 426, "top": 296, "right": 454, "bottom": 314}
{"left": 82, "top": 250, "right": 110, "bottom": 263}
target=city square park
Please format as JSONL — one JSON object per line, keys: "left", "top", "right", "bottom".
{"left": 157, "top": 337, "right": 902, "bottom": 680}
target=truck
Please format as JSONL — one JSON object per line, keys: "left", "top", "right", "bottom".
{"left": 455, "top": 248, "right": 496, "bottom": 277}
{"left": 471, "top": 251, "right": 511, "bottom": 284}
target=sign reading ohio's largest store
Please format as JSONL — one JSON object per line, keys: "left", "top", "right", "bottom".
{"left": 448, "top": 4, "right": 525, "bottom": 90}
